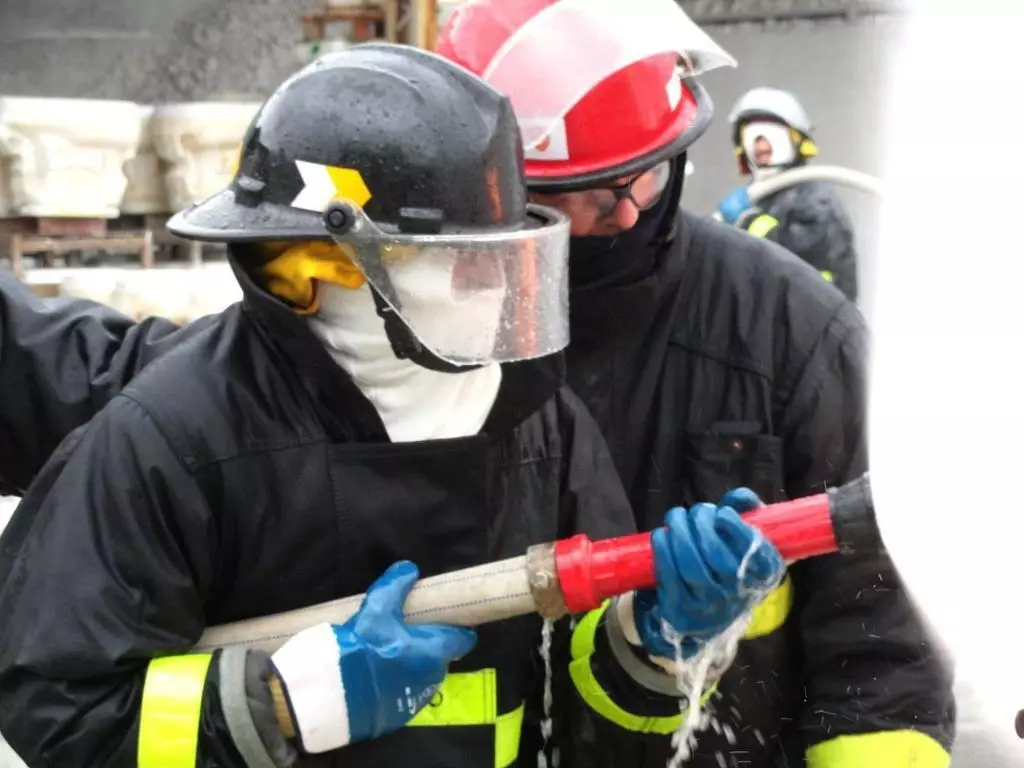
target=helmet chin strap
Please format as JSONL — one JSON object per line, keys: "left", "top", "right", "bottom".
{"left": 368, "top": 284, "right": 484, "bottom": 374}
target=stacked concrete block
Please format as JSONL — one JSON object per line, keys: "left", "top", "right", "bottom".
{"left": 0, "top": 97, "right": 260, "bottom": 219}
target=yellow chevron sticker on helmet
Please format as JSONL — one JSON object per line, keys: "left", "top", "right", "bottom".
{"left": 292, "top": 160, "right": 372, "bottom": 212}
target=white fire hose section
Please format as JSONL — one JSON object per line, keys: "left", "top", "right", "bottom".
{"left": 197, "top": 556, "right": 537, "bottom": 655}
{"left": 709, "top": 164, "right": 884, "bottom": 221}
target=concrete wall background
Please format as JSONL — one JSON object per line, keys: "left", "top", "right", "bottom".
{"left": 0, "top": 0, "right": 307, "bottom": 102}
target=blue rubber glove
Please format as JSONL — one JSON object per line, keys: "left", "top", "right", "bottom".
{"left": 272, "top": 561, "right": 477, "bottom": 753}
{"left": 716, "top": 186, "right": 753, "bottom": 224}
{"left": 634, "top": 489, "right": 785, "bottom": 659}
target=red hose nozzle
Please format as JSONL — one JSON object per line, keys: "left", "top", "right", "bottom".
{"left": 554, "top": 474, "right": 878, "bottom": 613}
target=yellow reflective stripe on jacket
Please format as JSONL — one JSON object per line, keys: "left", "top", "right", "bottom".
{"left": 407, "top": 668, "right": 523, "bottom": 768}
{"left": 743, "top": 574, "right": 793, "bottom": 640}
{"left": 138, "top": 653, "right": 214, "bottom": 768}
{"left": 806, "top": 730, "right": 950, "bottom": 768}
{"left": 494, "top": 704, "right": 525, "bottom": 768}
{"left": 746, "top": 213, "right": 780, "bottom": 239}
{"left": 743, "top": 215, "right": 835, "bottom": 287}
{"left": 409, "top": 669, "right": 498, "bottom": 726}
{"left": 569, "top": 603, "right": 714, "bottom": 735}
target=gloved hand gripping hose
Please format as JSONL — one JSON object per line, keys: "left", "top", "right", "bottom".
{"left": 196, "top": 474, "right": 879, "bottom": 654}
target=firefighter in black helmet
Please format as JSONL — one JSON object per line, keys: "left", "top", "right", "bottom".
{"left": 0, "top": 44, "right": 783, "bottom": 768}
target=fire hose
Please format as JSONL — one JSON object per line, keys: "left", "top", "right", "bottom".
{"left": 709, "top": 164, "right": 884, "bottom": 222}
{"left": 196, "top": 473, "right": 878, "bottom": 654}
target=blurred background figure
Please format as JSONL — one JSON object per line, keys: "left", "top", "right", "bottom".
{"left": 716, "top": 86, "right": 859, "bottom": 301}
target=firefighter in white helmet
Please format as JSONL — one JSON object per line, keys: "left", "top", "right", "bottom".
{"left": 717, "top": 86, "right": 859, "bottom": 301}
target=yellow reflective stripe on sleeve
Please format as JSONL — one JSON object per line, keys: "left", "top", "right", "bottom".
{"left": 494, "top": 704, "right": 525, "bottom": 768}
{"left": 743, "top": 574, "right": 793, "bottom": 640}
{"left": 407, "top": 668, "right": 522, "bottom": 768}
{"left": 138, "top": 653, "right": 214, "bottom": 768}
{"left": 806, "top": 730, "right": 950, "bottom": 768}
{"left": 746, "top": 213, "right": 780, "bottom": 238}
{"left": 570, "top": 601, "right": 610, "bottom": 661}
{"left": 569, "top": 604, "right": 714, "bottom": 735}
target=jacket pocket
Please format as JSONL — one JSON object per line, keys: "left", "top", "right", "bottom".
{"left": 677, "top": 423, "right": 784, "bottom": 505}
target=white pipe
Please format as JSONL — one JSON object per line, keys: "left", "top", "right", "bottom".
{"left": 196, "top": 556, "right": 537, "bottom": 654}
{"left": 709, "top": 164, "right": 883, "bottom": 221}
{"left": 747, "top": 164, "right": 884, "bottom": 201}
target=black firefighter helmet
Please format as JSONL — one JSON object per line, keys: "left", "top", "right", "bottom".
{"left": 168, "top": 43, "right": 570, "bottom": 372}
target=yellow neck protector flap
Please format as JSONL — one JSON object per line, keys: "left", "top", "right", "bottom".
{"left": 260, "top": 241, "right": 366, "bottom": 314}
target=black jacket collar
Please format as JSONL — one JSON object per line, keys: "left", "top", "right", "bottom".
{"left": 567, "top": 209, "right": 690, "bottom": 353}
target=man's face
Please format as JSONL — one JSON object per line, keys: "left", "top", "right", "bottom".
{"left": 752, "top": 136, "right": 773, "bottom": 167}
{"left": 529, "top": 161, "right": 671, "bottom": 237}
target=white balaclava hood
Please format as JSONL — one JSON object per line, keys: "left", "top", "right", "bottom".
{"left": 740, "top": 120, "right": 797, "bottom": 181}
{"left": 308, "top": 280, "right": 503, "bottom": 443}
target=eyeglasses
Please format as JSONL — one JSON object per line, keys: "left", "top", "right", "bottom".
{"left": 573, "top": 161, "right": 673, "bottom": 216}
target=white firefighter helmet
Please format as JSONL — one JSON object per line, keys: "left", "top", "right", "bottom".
{"left": 728, "top": 86, "right": 813, "bottom": 134}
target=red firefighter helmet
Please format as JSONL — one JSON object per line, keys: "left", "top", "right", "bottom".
{"left": 436, "top": 0, "right": 736, "bottom": 190}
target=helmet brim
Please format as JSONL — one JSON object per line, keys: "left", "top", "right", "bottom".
{"left": 167, "top": 188, "right": 331, "bottom": 243}
{"left": 167, "top": 188, "right": 570, "bottom": 243}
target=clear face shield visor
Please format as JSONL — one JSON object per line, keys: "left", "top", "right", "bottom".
{"left": 325, "top": 202, "right": 571, "bottom": 367}
{"left": 481, "top": 0, "right": 737, "bottom": 150}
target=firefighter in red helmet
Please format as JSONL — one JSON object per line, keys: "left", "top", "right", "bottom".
{"left": 438, "top": 1, "right": 955, "bottom": 766}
